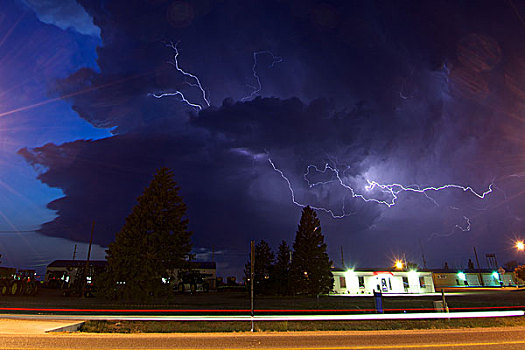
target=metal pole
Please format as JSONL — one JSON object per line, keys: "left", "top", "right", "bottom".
{"left": 473, "top": 246, "right": 484, "bottom": 286}
{"left": 441, "top": 289, "right": 449, "bottom": 313}
{"left": 419, "top": 239, "right": 427, "bottom": 269}
{"left": 250, "top": 240, "right": 255, "bottom": 332}
{"left": 72, "top": 244, "right": 77, "bottom": 261}
{"left": 81, "top": 221, "right": 95, "bottom": 298}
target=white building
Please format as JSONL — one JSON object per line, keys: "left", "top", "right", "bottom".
{"left": 332, "top": 269, "right": 435, "bottom": 295}
{"left": 431, "top": 269, "right": 516, "bottom": 288}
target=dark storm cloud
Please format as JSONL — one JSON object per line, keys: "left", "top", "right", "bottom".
{"left": 19, "top": 0, "right": 525, "bottom": 272}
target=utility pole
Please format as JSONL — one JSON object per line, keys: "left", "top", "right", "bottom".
{"left": 72, "top": 244, "right": 77, "bottom": 261}
{"left": 250, "top": 240, "right": 255, "bottom": 332}
{"left": 473, "top": 246, "right": 484, "bottom": 286}
{"left": 81, "top": 221, "right": 95, "bottom": 298}
{"left": 419, "top": 239, "right": 427, "bottom": 269}
{"left": 340, "top": 246, "right": 345, "bottom": 269}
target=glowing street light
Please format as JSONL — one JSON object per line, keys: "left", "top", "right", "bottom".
{"left": 394, "top": 260, "right": 404, "bottom": 270}
{"left": 516, "top": 240, "right": 525, "bottom": 251}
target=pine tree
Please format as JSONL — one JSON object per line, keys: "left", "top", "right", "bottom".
{"left": 100, "top": 167, "right": 192, "bottom": 300}
{"left": 289, "top": 206, "right": 333, "bottom": 295}
{"left": 273, "top": 240, "right": 291, "bottom": 295}
{"left": 244, "top": 240, "right": 275, "bottom": 295}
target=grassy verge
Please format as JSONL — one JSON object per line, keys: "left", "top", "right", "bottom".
{"left": 80, "top": 316, "right": 525, "bottom": 333}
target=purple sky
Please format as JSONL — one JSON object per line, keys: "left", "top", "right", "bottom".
{"left": 2, "top": 0, "right": 525, "bottom": 278}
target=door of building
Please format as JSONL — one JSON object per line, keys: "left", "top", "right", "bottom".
{"left": 380, "top": 277, "right": 391, "bottom": 292}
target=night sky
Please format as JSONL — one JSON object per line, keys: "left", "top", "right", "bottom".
{"left": 2, "top": 0, "right": 525, "bottom": 278}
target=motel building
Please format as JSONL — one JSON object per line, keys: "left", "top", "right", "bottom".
{"left": 431, "top": 268, "right": 516, "bottom": 288}
{"left": 331, "top": 269, "right": 435, "bottom": 295}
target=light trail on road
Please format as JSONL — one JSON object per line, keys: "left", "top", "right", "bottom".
{"left": 0, "top": 310, "right": 522, "bottom": 321}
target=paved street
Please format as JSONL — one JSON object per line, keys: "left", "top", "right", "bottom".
{"left": 1, "top": 320, "right": 525, "bottom": 349}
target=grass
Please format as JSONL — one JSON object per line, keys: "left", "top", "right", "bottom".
{"left": 80, "top": 316, "right": 525, "bottom": 333}
{"left": 12, "top": 288, "right": 525, "bottom": 312}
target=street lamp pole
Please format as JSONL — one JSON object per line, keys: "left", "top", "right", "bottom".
{"left": 250, "top": 240, "right": 255, "bottom": 332}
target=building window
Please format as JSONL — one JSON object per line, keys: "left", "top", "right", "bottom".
{"left": 339, "top": 276, "right": 346, "bottom": 289}
{"left": 419, "top": 276, "right": 426, "bottom": 288}
{"left": 358, "top": 276, "right": 365, "bottom": 288}
{"left": 402, "top": 276, "right": 409, "bottom": 289}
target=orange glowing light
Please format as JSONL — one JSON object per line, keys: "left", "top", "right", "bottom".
{"left": 394, "top": 260, "right": 404, "bottom": 270}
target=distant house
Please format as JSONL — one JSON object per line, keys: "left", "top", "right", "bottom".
{"left": 45, "top": 260, "right": 108, "bottom": 288}
{"left": 431, "top": 268, "right": 516, "bottom": 289}
{"left": 332, "top": 269, "right": 435, "bottom": 295}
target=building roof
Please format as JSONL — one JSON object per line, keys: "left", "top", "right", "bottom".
{"left": 332, "top": 267, "right": 501, "bottom": 274}
{"left": 331, "top": 268, "right": 431, "bottom": 273}
{"left": 47, "top": 260, "right": 108, "bottom": 268}
{"left": 429, "top": 268, "right": 501, "bottom": 274}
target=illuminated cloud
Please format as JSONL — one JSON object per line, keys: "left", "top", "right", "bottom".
{"left": 21, "top": 0, "right": 100, "bottom": 37}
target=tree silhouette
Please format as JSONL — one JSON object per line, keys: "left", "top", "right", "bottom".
{"left": 100, "top": 167, "right": 192, "bottom": 300}
{"left": 273, "top": 240, "right": 291, "bottom": 295}
{"left": 289, "top": 206, "right": 333, "bottom": 295}
{"left": 244, "top": 240, "right": 274, "bottom": 294}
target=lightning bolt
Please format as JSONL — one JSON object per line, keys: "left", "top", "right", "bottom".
{"left": 455, "top": 216, "right": 471, "bottom": 232}
{"left": 151, "top": 41, "right": 210, "bottom": 111}
{"left": 269, "top": 157, "right": 494, "bottom": 217}
{"left": 242, "top": 51, "right": 283, "bottom": 101}
{"left": 268, "top": 158, "right": 353, "bottom": 218}
{"left": 365, "top": 180, "right": 494, "bottom": 207}
{"left": 151, "top": 91, "right": 203, "bottom": 110}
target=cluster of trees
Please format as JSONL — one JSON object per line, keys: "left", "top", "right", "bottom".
{"left": 244, "top": 206, "right": 333, "bottom": 296}
{"left": 95, "top": 168, "right": 332, "bottom": 300}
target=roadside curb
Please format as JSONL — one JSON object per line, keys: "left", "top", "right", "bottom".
{"left": 46, "top": 322, "right": 85, "bottom": 333}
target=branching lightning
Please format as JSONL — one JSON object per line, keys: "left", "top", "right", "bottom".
{"left": 268, "top": 158, "right": 353, "bottom": 218}
{"left": 455, "top": 216, "right": 471, "bottom": 232}
{"left": 151, "top": 41, "right": 210, "bottom": 111}
{"left": 242, "top": 51, "right": 283, "bottom": 101}
{"left": 151, "top": 91, "right": 204, "bottom": 110}
{"left": 269, "top": 157, "right": 494, "bottom": 222}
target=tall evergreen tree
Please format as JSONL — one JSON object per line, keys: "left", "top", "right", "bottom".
{"left": 100, "top": 167, "right": 192, "bottom": 300}
{"left": 290, "top": 206, "right": 333, "bottom": 295}
{"left": 244, "top": 240, "right": 275, "bottom": 294}
{"left": 273, "top": 240, "right": 291, "bottom": 295}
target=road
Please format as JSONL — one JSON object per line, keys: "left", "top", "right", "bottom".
{"left": 2, "top": 326, "right": 525, "bottom": 349}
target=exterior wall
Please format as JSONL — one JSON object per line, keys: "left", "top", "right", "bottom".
{"left": 501, "top": 274, "right": 514, "bottom": 286}
{"left": 332, "top": 270, "right": 435, "bottom": 295}
{"left": 465, "top": 274, "right": 480, "bottom": 286}
{"left": 432, "top": 271, "right": 516, "bottom": 288}
{"left": 482, "top": 273, "right": 500, "bottom": 286}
